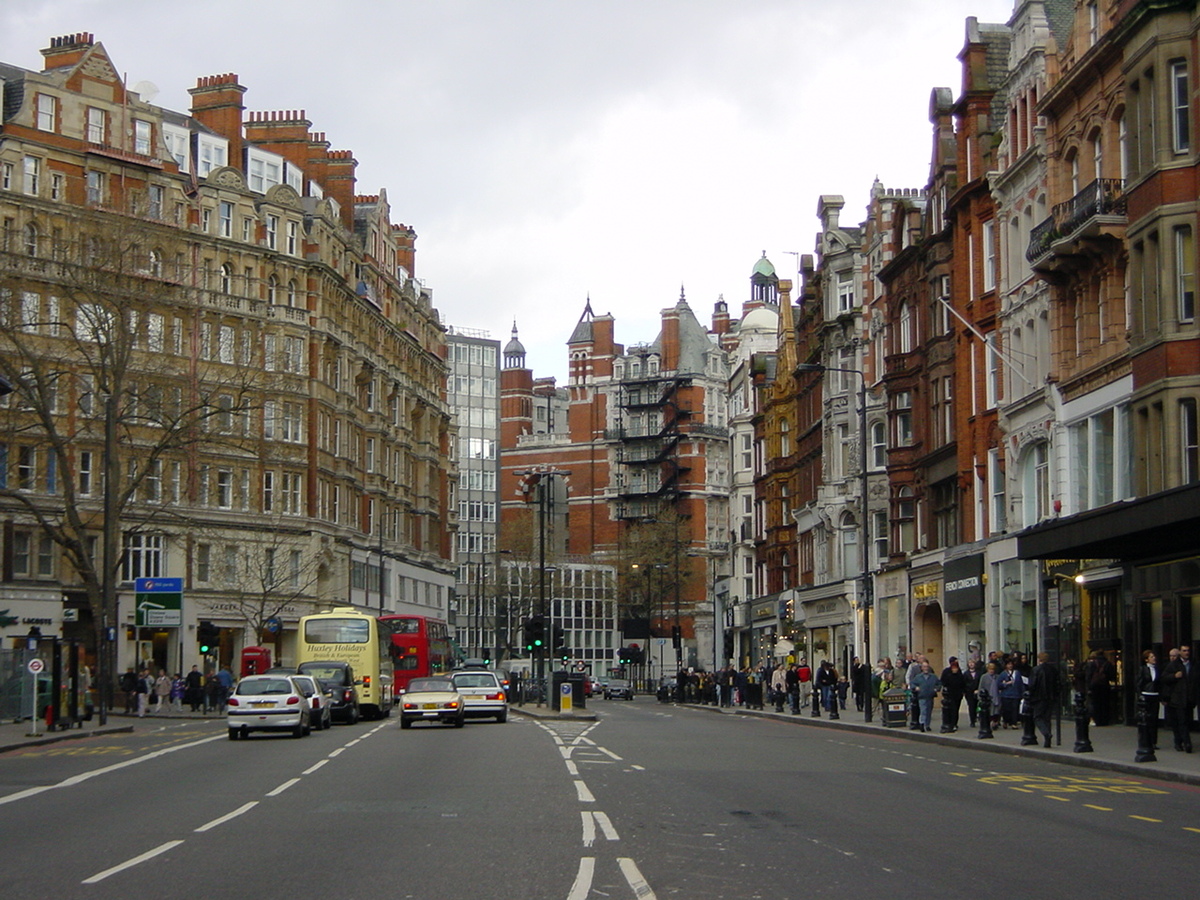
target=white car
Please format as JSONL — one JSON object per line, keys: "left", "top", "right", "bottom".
{"left": 291, "top": 674, "right": 333, "bottom": 730}
{"left": 227, "top": 675, "right": 312, "bottom": 739}
{"left": 450, "top": 669, "right": 508, "bottom": 723}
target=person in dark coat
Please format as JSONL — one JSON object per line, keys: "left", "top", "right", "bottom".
{"left": 1135, "top": 649, "right": 1161, "bottom": 750}
{"left": 1085, "top": 650, "right": 1116, "bottom": 725}
{"left": 850, "top": 657, "right": 868, "bottom": 712}
{"left": 939, "top": 657, "right": 967, "bottom": 733}
{"left": 1162, "top": 648, "right": 1192, "bottom": 753}
{"left": 1027, "top": 652, "right": 1061, "bottom": 748}
{"left": 998, "top": 659, "right": 1026, "bottom": 728}
{"left": 963, "top": 659, "right": 981, "bottom": 728}
{"left": 184, "top": 665, "right": 204, "bottom": 713}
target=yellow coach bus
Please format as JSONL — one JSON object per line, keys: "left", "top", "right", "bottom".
{"left": 295, "top": 607, "right": 394, "bottom": 720}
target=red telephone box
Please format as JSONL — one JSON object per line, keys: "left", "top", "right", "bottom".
{"left": 240, "top": 646, "right": 272, "bottom": 678}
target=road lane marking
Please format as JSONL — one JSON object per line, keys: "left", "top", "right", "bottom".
{"left": 565, "top": 761, "right": 579, "bottom": 776}
{"left": 195, "top": 802, "right": 259, "bottom": 832}
{"left": 1184, "top": 827, "right": 1200, "bottom": 834}
{"left": 1130, "top": 815, "right": 1162, "bottom": 823}
{"left": 303, "top": 759, "right": 330, "bottom": 775}
{"left": 1084, "top": 805, "right": 1113, "bottom": 811}
{"left": 566, "top": 857, "right": 594, "bottom": 900}
{"left": 82, "top": 840, "right": 184, "bottom": 884}
{"left": 0, "top": 733, "right": 225, "bottom": 808}
{"left": 328, "top": 748, "right": 345, "bottom": 757}
{"left": 618, "top": 857, "right": 656, "bottom": 899}
{"left": 345, "top": 739, "right": 361, "bottom": 747}
{"left": 598, "top": 746, "right": 623, "bottom": 760}
{"left": 581, "top": 811, "right": 620, "bottom": 846}
{"left": 266, "top": 778, "right": 301, "bottom": 797}
{"left": 574, "top": 780, "right": 595, "bottom": 802}
{"left": 1045, "top": 795, "right": 1070, "bottom": 802}
{"left": 883, "top": 767, "right": 907, "bottom": 775}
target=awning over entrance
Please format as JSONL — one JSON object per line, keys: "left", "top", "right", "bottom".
{"left": 1017, "top": 483, "right": 1200, "bottom": 561}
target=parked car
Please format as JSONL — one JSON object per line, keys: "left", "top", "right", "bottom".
{"left": 449, "top": 669, "right": 508, "bottom": 723}
{"left": 400, "top": 677, "right": 465, "bottom": 729}
{"left": 297, "top": 661, "right": 360, "bottom": 724}
{"left": 604, "top": 678, "right": 634, "bottom": 700}
{"left": 226, "top": 675, "right": 311, "bottom": 739}
{"left": 291, "top": 674, "right": 333, "bottom": 730}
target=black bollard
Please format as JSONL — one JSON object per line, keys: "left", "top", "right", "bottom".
{"left": 1135, "top": 691, "right": 1158, "bottom": 763}
{"left": 1020, "top": 694, "right": 1039, "bottom": 746}
{"left": 977, "top": 690, "right": 994, "bottom": 739}
{"left": 939, "top": 694, "right": 952, "bottom": 733}
{"left": 829, "top": 693, "right": 839, "bottom": 720}
{"left": 1072, "top": 690, "right": 1093, "bottom": 753}
{"left": 811, "top": 689, "right": 822, "bottom": 717}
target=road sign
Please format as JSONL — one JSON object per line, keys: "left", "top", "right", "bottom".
{"left": 135, "top": 577, "right": 183, "bottom": 627}
{"left": 27, "top": 658, "right": 45, "bottom": 674}
{"left": 560, "top": 680, "right": 573, "bottom": 713}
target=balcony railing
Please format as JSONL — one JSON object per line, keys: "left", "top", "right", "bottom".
{"left": 1027, "top": 178, "right": 1126, "bottom": 262}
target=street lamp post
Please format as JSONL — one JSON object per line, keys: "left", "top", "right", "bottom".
{"left": 797, "top": 362, "right": 873, "bottom": 723}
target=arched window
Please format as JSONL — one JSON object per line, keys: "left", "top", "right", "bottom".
{"left": 287, "top": 280, "right": 297, "bottom": 307}
{"left": 898, "top": 303, "right": 914, "bottom": 353}
{"left": 267, "top": 275, "right": 278, "bottom": 304}
{"left": 149, "top": 249, "right": 163, "bottom": 278}
{"left": 23, "top": 223, "right": 38, "bottom": 256}
{"left": 220, "top": 263, "right": 233, "bottom": 294}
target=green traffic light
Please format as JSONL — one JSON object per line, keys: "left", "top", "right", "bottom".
{"left": 533, "top": 638, "right": 543, "bottom": 647}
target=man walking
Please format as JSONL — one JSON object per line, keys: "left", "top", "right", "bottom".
{"left": 1162, "top": 648, "right": 1193, "bottom": 753}
{"left": 1027, "top": 652, "right": 1061, "bottom": 748}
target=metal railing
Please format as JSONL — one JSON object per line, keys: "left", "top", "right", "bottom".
{"left": 1027, "top": 178, "right": 1126, "bottom": 262}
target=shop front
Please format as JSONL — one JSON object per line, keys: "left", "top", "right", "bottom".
{"left": 943, "top": 552, "right": 985, "bottom": 663}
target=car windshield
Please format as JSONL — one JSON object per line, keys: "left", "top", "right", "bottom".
{"left": 452, "top": 674, "right": 498, "bottom": 688}
{"left": 409, "top": 679, "right": 453, "bottom": 693}
{"left": 237, "top": 678, "right": 293, "bottom": 696}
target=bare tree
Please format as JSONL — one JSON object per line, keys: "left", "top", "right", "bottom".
{"left": 0, "top": 219, "right": 263, "bottom": 722}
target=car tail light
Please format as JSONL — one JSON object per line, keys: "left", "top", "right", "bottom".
{"left": 403, "top": 702, "right": 417, "bottom": 710}
{"left": 311, "top": 697, "right": 321, "bottom": 708}
{"left": 446, "top": 700, "right": 460, "bottom": 709}
{"left": 343, "top": 689, "right": 353, "bottom": 702}
{"left": 363, "top": 675, "right": 371, "bottom": 690}
{"left": 486, "top": 692, "right": 504, "bottom": 701}
{"left": 287, "top": 696, "right": 300, "bottom": 706}
{"left": 227, "top": 697, "right": 240, "bottom": 707}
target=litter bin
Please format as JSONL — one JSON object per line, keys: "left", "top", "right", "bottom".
{"left": 881, "top": 689, "right": 909, "bottom": 728}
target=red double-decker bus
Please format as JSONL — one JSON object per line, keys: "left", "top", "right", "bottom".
{"left": 379, "top": 615, "right": 455, "bottom": 694}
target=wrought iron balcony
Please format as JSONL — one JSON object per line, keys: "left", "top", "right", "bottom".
{"left": 1027, "top": 178, "right": 1126, "bottom": 263}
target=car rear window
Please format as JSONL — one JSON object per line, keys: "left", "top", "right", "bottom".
{"left": 409, "top": 679, "right": 453, "bottom": 692}
{"left": 237, "top": 678, "right": 293, "bottom": 695}
{"left": 452, "top": 673, "right": 498, "bottom": 688}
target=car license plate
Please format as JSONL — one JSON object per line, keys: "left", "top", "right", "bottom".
{"left": 251, "top": 701, "right": 274, "bottom": 708}
{"left": 422, "top": 703, "right": 437, "bottom": 709}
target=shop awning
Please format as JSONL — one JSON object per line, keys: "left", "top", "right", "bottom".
{"left": 1017, "top": 483, "right": 1200, "bottom": 561}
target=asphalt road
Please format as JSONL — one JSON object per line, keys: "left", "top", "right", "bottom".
{"left": 1, "top": 700, "right": 1197, "bottom": 898}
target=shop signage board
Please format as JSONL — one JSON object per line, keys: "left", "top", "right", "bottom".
{"left": 134, "top": 577, "right": 183, "bottom": 627}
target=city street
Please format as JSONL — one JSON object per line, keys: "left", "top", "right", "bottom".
{"left": 2, "top": 700, "right": 1198, "bottom": 898}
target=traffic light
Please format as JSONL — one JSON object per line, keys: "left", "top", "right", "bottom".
{"left": 552, "top": 624, "right": 565, "bottom": 655}
{"left": 197, "top": 620, "right": 219, "bottom": 654}
{"left": 524, "top": 616, "right": 545, "bottom": 654}
{"left": 671, "top": 625, "right": 682, "bottom": 649}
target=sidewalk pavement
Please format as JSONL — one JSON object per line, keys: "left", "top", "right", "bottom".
{"left": 507, "top": 695, "right": 1200, "bottom": 785}
{"left": 6, "top": 700, "right": 1197, "bottom": 788}
{"left": 0, "top": 707, "right": 225, "bottom": 754}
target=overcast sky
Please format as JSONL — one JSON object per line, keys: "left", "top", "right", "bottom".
{"left": 2, "top": 0, "right": 1021, "bottom": 380}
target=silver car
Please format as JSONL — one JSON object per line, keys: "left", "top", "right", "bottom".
{"left": 291, "top": 674, "right": 333, "bottom": 730}
{"left": 449, "top": 670, "right": 508, "bottom": 723}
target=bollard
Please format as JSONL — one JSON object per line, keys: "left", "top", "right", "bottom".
{"left": 939, "top": 694, "right": 952, "bottom": 733}
{"left": 977, "top": 690, "right": 994, "bottom": 739}
{"left": 1135, "top": 691, "right": 1158, "bottom": 763}
{"left": 1072, "top": 690, "right": 1093, "bottom": 753}
{"left": 1020, "top": 694, "right": 1039, "bottom": 746}
{"left": 828, "top": 686, "right": 839, "bottom": 720}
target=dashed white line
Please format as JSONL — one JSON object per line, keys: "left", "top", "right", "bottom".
{"left": 303, "top": 759, "right": 330, "bottom": 775}
{"left": 580, "top": 811, "right": 621, "bottom": 847}
{"left": 266, "top": 777, "right": 301, "bottom": 797}
{"left": 883, "top": 767, "right": 907, "bottom": 775}
{"left": 566, "top": 857, "right": 595, "bottom": 900}
{"left": 565, "top": 760, "right": 579, "bottom": 776}
{"left": 82, "top": 840, "right": 184, "bottom": 884}
{"left": 618, "top": 857, "right": 656, "bottom": 899}
{"left": 195, "top": 801, "right": 259, "bottom": 833}
{"left": 574, "top": 780, "right": 595, "bottom": 802}
{"left": 598, "top": 746, "right": 623, "bottom": 761}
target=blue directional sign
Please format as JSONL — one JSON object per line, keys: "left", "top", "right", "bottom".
{"left": 135, "top": 577, "right": 184, "bottom": 627}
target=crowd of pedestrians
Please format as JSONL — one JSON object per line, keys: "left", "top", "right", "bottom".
{"left": 119, "top": 664, "right": 234, "bottom": 717}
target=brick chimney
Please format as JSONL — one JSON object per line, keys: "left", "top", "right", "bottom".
{"left": 41, "top": 33, "right": 95, "bottom": 71}
{"left": 323, "top": 149, "right": 358, "bottom": 230}
{"left": 188, "top": 73, "right": 247, "bottom": 170}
